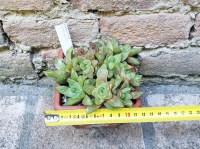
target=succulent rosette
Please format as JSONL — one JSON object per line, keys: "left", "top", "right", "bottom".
{"left": 44, "top": 39, "right": 143, "bottom": 114}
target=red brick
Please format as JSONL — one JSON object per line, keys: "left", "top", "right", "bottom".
{"left": 72, "top": 0, "right": 159, "bottom": 11}
{"left": 100, "top": 14, "right": 192, "bottom": 47}
{"left": 3, "top": 19, "right": 99, "bottom": 48}
{"left": 0, "top": 0, "right": 54, "bottom": 11}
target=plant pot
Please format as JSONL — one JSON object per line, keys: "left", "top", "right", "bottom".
{"left": 54, "top": 49, "right": 142, "bottom": 128}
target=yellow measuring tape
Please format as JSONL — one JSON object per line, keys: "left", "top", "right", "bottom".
{"left": 45, "top": 106, "right": 200, "bottom": 126}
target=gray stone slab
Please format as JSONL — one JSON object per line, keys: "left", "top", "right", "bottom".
{"left": 0, "top": 83, "right": 145, "bottom": 149}
{"left": 141, "top": 84, "right": 200, "bottom": 149}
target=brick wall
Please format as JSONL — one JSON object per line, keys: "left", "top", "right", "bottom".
{"left": 0, "top": 0, "right": 200, "bottom": 83}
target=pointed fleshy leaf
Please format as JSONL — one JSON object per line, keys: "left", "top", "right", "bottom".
{"left": 121, "top": 52, "right": 129, "bottom": 61}
{"left": 71, "top": 68, "right": 78, "bottom": 80}
{"left": 128, "top": 47, "right": 142, "bottom": 56}
{"left": 83, "top": 84, "right": 95, "bottom": 95}
{"left": 92, "top": 82, "right": 109, "bottom": 100}
{"left": 82, "top": 95, "right": 93, "bottom": 106}
{"left": 66, "top": 46, "right": 74, "bottom": 63}
{"left": 130, "top": 92, "right": 143, "bottom": 99}
{"left": 113, "top": 54, "right": 121, "bottom": 63}
{"left": 87, "top": 105, "right": 101, "bottom": 114}
{"left": 44, "top": 70, "right": 56, "bottom": 78}
{"left": 91, "top": 60, "right": 98, "bottom": 67}
{"left": 108, "top": 71, "right": 114, "bottom": 78}
{"left": 127, "top": 57, "right": 140, "bottom": 65}
{"left": 64, "top": 98, "right": 82, "bottom": 106}
{"left": 120, "top": 80, "right": 129, "bottom": 90}
{"left": 72, "top": 57, "right": 81, "bottom": 71}
{"left": 56, "top": 86, "right": 68, "bottom": 95}
{"left": 55, "top": 58, "right": 67, "bottom": 71}
{"left": 77, "top": 76, "right": 86, "bottom": 87}
{"left": 106, "top": 40, "right": 113, "bottom": 51}
{"left": 104, "top": 102, "right": 115, "bottom": 110}
{"left": 111, "top": 38, "right": 120, "bottom": 54}
{"left": 123, "top": 99, "right": 133, "bottom": 107}
{"left": 112, "top": 75, "right": 122, "bottom": 92}
{"left": 55, "top": 70, "right": 69, "bottom": 84}
{"left": 96, "top": 64, "right": 108, "bottom": 85}
{"left": 94, "top": 98, "right": 105, "bottom": 105}
{"left": 107, "top": 96, "right": 124, "bottom": 108}
{"left": 67, "top": 78, "right": 82, "bottom": 90}
{"left": 121, "top": 92, "right": 132, "bottom": 100}
{"left": 121, "top": 87, "right": 131, "bottom": 93}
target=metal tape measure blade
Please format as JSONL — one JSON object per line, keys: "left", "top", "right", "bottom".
{"left": 44, "top": 106, "right": 200, "bottom": 126}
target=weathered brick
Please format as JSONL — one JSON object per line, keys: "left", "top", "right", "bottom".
{"left": 193, "top": 13, "right": 200, "bottom": 38}
{"left": 100, "top": 14, "right": 192, "bottom": 47}
{"left": 41, "top": 49, "right": 58, "bottom": 69}
{"left": 0, "top": 0, "right": 54, "bottom": 11}
{"left": 139, "top": 48, "right": 200, "bottom": 76}
{"left": 72, "top": 0, "right": 159, "bottom": 11}
{"left": 182, "top": 0, "right": 200, "bottom": 7}
{"left": 0, "top": 50, "right": 37, "bottom": 78}
{"left": 3, "top": 19, "right": 99, "bottom": 48}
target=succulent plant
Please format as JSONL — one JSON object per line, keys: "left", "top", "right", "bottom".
{"left": 44, "top": 38, "right": 143, "bottom": 114}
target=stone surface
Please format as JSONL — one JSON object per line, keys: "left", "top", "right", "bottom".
{"left": 41, "top": 49, "right": 59, "bottom": 69}
{"left": 0, "top": 50, "right": 37, "bottom": 79}
{"left": 72, "top": 0, "right": 159, "bottom": 11}
{"left": 0, "top": 83, "right": 145, "bottom": 149}
{"left": 0, "top": 83, "right": 200, "bottom": 148}
{"left": 193, "top": 13, "right": 200, "bottom": 38}
{"left": 0, "top": 0, "right": 54, "bottom": 11}
{"left": 182, "top": 0, "right": 200, "bottom": 7}
{"left": 100, "top": 13, "right": 192, "bottom": 47}
{"left": 142, "top": 84, "right": 200, "bottom": 149}
{"left": 139, "top": 48, "right": 200, "bottom": 76}
{"left": 3, "top": 19, "right": 99, "bottom": 48}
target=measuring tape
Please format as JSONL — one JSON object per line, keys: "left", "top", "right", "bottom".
{"left": 44, "top": 106, "right": 200, "bottom": 126}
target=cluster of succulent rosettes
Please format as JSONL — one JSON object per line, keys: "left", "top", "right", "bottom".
{"left": 44, "top": 39, "right": 143, "bottom": 114}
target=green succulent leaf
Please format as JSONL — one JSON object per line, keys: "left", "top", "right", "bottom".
{"left": 72, "top": 57, "right": 81, "bottom": 71}
{"left": 130, "top": 92, "right": 143, "bottom": 99}
{"left": 66, "top": 46, "right": 74, "bottom": 63}
{"left": 64, "top": 98, "right": 82, "bottom": 106}
{"left": 92, "top": 82, "right": 110, "bottom": 100}
{"left": 123, "top": 99, "right": 133, "bottom": 107}
{"left": 127, "top": 57, "right": 140, "bottom": 65}
{"left": 96, "top": 64, "right": 108, "bottom": 85}
{"left": 128, "top": 47, "right": 142, "bottom": 56}
{"left": 104, "top": 102, "right": 115, "bottom": 110}
{"left": 94, "top": 98, "right": 105, "bottom": 105}
{"left": 87, "top": 105, "right": 101, "bottom": 114}
{"left": 66, "top": 79, "right": 85, "bottom": 99}
{"left": 44, "top": 70, "right": 56, "bottom": 78}
{"left": 55, "top": 70, "right": 69, "bottom": 84}
{"left": 55, "top": 58, "right": 67, "bottom": 71}
{"left": 77, "top": 76, "right": 86, "bottom": 87}
{"left": 83, "top": 84, "right": 95, "bottom": 95}
{"left": 110, "top": 38, "right": 120, "bottom": 54}
{"left": 121, "top": 87, "right": 131, "bottom": 93}
{"left": 112, "top": 75, "right": 122, "bottom": 92}
{"left": 107, "top": 96, "right": 124, "bottom": 108}
{"left": 121, "top": 52, "right": 129, "bottom": 61}
{"left": 82, "top": 95, "right": 93, "bottom": 106}
{"left": 71, "top": 68, "right": 78, "bottom": 80}
{"left": 80, "top": 59, "right": 94, "bottom": 75}
{"left": 121, "top": 92, "right": 132, "bottom": 100}
{"left": 56, "top": 86, "right": 68, "bottom": 95}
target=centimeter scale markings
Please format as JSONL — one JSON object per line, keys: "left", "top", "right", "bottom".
{"left": 45, "top": 106, "right": 200, "bottom": 126}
